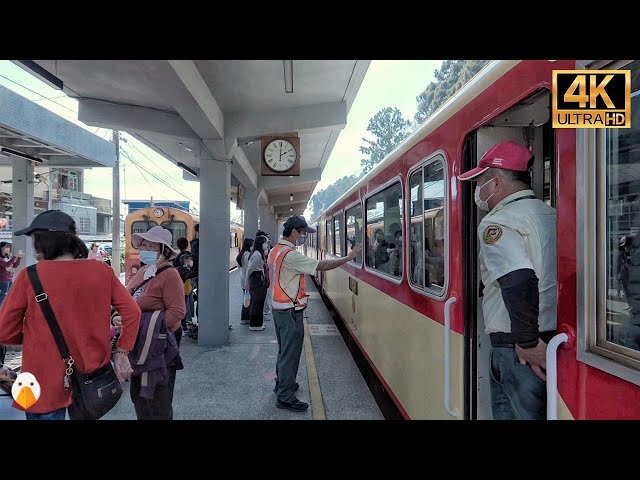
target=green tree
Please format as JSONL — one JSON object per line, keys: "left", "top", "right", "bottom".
{"left": 360, "top": 107, "right": 412, "bottom": 175}
{"left": 309, "top": 174, "right": 361, "bottom": 220}
{"left": 414, "top": 60, "right": 490, "bottom": 125}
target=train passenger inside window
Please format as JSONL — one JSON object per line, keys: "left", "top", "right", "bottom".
{"left": 388, "top": 229, "right": 403, "bottom": 277}
{"left": 372, "top": 229, "right": 390, "bottom": 271}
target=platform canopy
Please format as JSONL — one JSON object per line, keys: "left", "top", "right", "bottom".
{"left": 20, "top": 60, "right": 370, "bottom": 219}
{"left": 0, "top": 83, "right": 116, "bottom": 168}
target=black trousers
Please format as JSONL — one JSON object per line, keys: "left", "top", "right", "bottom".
{"left": 130, "top": 367, "right": 177, "bottom": 420}
{"left": 249, "top": 285, "right": 267, "bottom": 327}
{"left": 241, "top": 289, "right": 251, "bottom": 321}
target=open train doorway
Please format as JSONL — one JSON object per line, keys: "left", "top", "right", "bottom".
{"left": 462, "top": 89, "right": 556, "bottom": 419}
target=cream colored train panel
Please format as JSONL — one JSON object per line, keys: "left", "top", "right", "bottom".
{"left": 322, "top": 267, "right": 463, "bottom": 419}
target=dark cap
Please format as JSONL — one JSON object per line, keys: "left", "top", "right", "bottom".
{"left": 14, "top": 209, "right": 76, "bottom": 236}
{"left": 283, "top": 215, "right": 316, "bottom": 233}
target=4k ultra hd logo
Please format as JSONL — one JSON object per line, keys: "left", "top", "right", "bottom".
{"left": 552, "top": 70, "right": 631, "bottom": 128}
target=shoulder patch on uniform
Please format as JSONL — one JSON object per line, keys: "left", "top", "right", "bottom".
{"left": 482, "top": 224, "right": 503, "bottom": 245}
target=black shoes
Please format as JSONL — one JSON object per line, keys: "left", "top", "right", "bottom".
{"left": 276, "top": 398, "right": 309, "bottom": 412}
{"left": 273, "top": 382, "right": 299, "bottom": 393}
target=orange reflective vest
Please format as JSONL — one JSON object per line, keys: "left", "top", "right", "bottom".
{"left": 268, "top": 243, "right": 308, "bottom": 311}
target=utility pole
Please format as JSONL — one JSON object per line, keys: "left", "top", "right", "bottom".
{"left": 48, "top": 168, "right": 55, "bottom": 211}
{"left": 112, "top": 131, "right": 121, "bottom": 277}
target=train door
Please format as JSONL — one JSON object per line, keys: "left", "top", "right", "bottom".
{"left": 463, "top": 89, "right": 555, "bottom": 419}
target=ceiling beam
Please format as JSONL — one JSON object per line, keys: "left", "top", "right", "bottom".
{"left": 202, "top": 139, "right": 257, "bottom": 191}
{"left": 227, "top": 102, "right": 347, "bottom": 142}
{"left": 259, "top": 188, "right": 269, "bottom": 206}
{"left": 78, "top": 98, "right": 198, "bottom": 139}
{"left": 268, "top": 192, "right": 310, "bottom": 207}
{"left": 273, "top": 200, "right": 309, "bottom": 215}
{"left": 259, "top": 167, "right": 322, "bottom": 190}
{"left": 167, "top": 60, "right": 224, "bottom": 139}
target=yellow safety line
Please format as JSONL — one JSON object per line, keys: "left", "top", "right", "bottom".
{"left": 303, "top": 318, "right": 326, "bottom": 420}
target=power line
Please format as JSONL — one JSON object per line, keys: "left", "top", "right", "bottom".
{"left": 1, "top": 69, "right": 204, "bottom": 211}
{"left": 0, "top": 73, "right": 78, "bottom": 115}
{"left": 119, "top": 149, "right": 199, "bottom": 207}
{"left": 125, "top": 143, "right": 183, "bottom": 191}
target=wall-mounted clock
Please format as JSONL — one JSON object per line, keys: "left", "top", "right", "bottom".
{"left": 261, "top": 135, "right": 301, "bottom": 176}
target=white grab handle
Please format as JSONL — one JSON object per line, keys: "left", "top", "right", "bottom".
{"left": 444, "top": 296, "right": 458, "bottom": 418}
{"left": 546, "top": 333, "right": 568, "bottom": 420}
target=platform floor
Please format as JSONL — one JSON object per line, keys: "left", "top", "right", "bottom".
{"left": 101, "top": 269, "right": 383, "bottom": 420}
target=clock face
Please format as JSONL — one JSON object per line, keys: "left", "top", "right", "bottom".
{"left": 264, "top": 139, "right": 297, "bottom": 172}
{"left": 153, "top": 208, "right": 164, "bottom": 218}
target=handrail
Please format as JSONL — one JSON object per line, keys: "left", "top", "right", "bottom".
{"left": 444, "top": 296, "right": 458, "bottom": 418}
{"left": 546, "top": 333, "right": 569, "bottom": 420}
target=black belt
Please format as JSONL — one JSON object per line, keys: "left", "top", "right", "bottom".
{"left": 490, "top": 330, "right": 557, "bottom": 347}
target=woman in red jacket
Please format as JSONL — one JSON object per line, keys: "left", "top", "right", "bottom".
{"left": 0, "top": 210, "right": 141, "bottom": 420}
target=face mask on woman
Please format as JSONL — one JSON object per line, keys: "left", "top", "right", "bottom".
{"left": 138, "top": 250, "right": 160, "bottom": 265}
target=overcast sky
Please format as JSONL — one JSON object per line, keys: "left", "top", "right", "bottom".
{"left": 0, "top": 60, "right": 443, "bottom": 220}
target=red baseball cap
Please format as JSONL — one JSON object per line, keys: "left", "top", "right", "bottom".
{"left": 458, "top": 141, "right": 533, "bottom": 181}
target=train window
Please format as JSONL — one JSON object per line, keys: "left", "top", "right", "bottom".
{"left": 130, "top": 220, "right": 158, "bottom": 247}
{"left": 408, "top": 156, "right": 447, "bottom": 295}
{"left": 334, "top": 214, "right": 342, "bottom": 256}
{"left": 161, "top": 221, "right": 187, "bottom": 249}
{"left": 365, "top": 181, "right": 403, "bottom": 278}
{"left": 326, "top": 219, "right": 333, "bottom": 255}
{"left": 345, "top": 203, "right": 363, "bottom": 265}
{"left": 579, "top": 60, "right": 640, "bottom": 382}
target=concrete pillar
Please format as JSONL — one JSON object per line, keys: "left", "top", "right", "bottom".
{"left": 244, "top": 187, "right": 258, "bottom": 239}
{"left": 11, "top": 159, "right": 36, "bottom": 271}
{"left": 198, "top": 157, "right": 231, "bottom": 347}
{"left": 259, "top": 204, "right": 278, "bottom": 240}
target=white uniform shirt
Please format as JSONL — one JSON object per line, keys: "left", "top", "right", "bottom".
{"left": 478, "top": 189, "right": 557, "bottom": 335}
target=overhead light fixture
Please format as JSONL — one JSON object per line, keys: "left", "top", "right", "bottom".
{"left": 283, "top": 60, "right": 293, "bottom": 93}
{"left": 14, "top": 60, "right": 64, "bottom": 91}
{"left": 289, "top": 194, "right": 293, "bottom": 202}
{"left": 0, "top": 147, "right": 43, "bottom": 164}
{"left": 177, "top": 161, "right": 198, "bottom": 178}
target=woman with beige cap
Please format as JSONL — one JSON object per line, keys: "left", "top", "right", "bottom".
{"left": 121, "top": 225, "right": 186, "bottom": 420}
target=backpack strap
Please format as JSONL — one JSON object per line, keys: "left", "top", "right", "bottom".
{"left": 130, "top": 264, "right": 174, "bottom": 296}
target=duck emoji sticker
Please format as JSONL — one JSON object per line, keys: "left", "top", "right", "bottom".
{"left": 11, "top": 372, "right": 41, "bottom": 410}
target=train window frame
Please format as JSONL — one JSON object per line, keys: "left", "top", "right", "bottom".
{"left": 326, "top": 218, "right": 334, "bottom": 256}
{"left": 333, "top": 211, "right": 343, "bottom": 257}
{"left": 577, "top": 59, "right": 640, "bottom": 386}
{"left": 405, "top": 152, "right": 449, "bottom": 300}
{"left": 160, "top": 221, "right": 187, "bottom": 249}
{"left": 130, "top": 220, "right": 158, "bottom": 247}
{"left": 345, "top": 199, "right": 364, "bottom": 267}
{"left": 363, "top": 176, "right": 404, "bottom": 285}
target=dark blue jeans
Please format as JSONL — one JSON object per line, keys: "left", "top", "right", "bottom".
{"left": 26, "top": 407, "right": 66, "bottom": 420}
{"left": 273, "top": 308, "right": 304, "bottom": 403}
{"left": 0, "top": 280, "right": 12, "bottom": 305}
{"left": 489, "top": 346, "right": 546, "bottom": 420}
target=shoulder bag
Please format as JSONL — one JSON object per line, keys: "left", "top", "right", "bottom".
{"left": 27, "top": 264, "right": 122, "bottom": 420}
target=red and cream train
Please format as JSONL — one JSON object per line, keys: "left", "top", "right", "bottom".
{"left": 304, "top": 60, "right": 640, "bottom": 419}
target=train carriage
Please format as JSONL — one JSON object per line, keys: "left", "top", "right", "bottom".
{"left": 308, "top": 60, "right": 640, "bottom": 419}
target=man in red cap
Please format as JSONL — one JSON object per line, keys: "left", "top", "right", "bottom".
{"left": 459, "top": 140, "right": 557, "bottom": 420}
